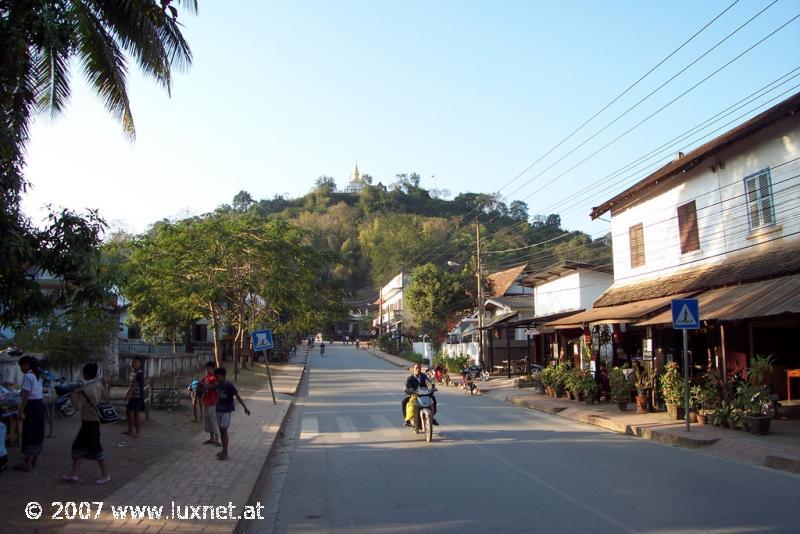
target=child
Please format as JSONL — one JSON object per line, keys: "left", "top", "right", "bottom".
{"left": 199, "top": 362, "right": 220, "bottom": 446}
{"left": 213, "top": 367, "right": 250, "bottom": 461}
{"left": 123, "top": 357, "right": 145, "bottom": 437}
{"left": 62, "top": 362, "right": 111, "bottom": 484}
{"left": 188, "top": 377, "right": 201, "bottom": 423}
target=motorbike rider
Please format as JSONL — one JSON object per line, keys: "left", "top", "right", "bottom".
{"left": 402, "top": 363, "right": 438, "bottom": 426}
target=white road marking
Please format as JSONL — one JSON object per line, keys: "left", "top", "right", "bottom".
{"left": 300, "top": 416, "right": 318, "bottom": 440}
{"left": 335, "top": 416, "right": 361, "bottom": 441}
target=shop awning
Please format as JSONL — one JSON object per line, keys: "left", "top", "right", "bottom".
{"left": 545, "top": 294, "right": 692, "bottom": 328}
{"left": 636, "top": 275, "right": 800, "bottom": 325}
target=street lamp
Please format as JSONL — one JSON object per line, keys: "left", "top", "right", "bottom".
{"left": 446, "top": 260, "right": 461, "bottom": 268}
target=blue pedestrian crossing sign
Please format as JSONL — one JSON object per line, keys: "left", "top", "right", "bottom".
{"left": 252, "top": 329, "right": 273, "bottom": 351}
{"left": 671, "top": 299, "right": 700, "bottom": 330}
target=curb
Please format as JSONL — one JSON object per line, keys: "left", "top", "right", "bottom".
{"left": 363, "top": 348, "right": 408, "bottom": 368}
{"left": 494, "top": 389, "right": 800, "bottom": 475}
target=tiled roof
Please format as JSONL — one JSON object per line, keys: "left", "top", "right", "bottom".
{"left": 594, "top": 239, "right": 800, "bottom": 307}
{"left": 487, "top": 264, "right": 527, "bottom": 297}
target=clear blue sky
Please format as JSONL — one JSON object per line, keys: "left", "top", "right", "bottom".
{"left": 21, "top": 0, "right": 800, "bottom": 238}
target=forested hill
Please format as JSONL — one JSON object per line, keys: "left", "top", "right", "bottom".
{"left": 216, "top": 173, "right": 612, "bottom": 293}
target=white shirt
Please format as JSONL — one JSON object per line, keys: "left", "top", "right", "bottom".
{"left": 21, "top": 371, "right": 43, "bottom": 400}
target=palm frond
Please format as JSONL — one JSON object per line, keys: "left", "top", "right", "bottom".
{"left": 72, "top": 1, "right": 135, "bottom": 139}
{"left": 33, "top": 43, "right": 72, "bottom": 119}
{"left": 84, "top": 0, "right": 172, "bottom": 92}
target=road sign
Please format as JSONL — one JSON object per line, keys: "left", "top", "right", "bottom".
{"left": 671, "top": 299, "right": 700, "bottom": 330}
{"left": 252, "top": 329, "right": 274, "bottom": 351}
{"left": 524, "top": 328, "right": 540, "bottom": 336}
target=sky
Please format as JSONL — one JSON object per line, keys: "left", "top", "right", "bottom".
{"left": 20, "top": 0, "right": 800, "bottom": 239}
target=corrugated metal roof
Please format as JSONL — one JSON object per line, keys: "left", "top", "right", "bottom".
{"left": 486, "top": 294, "right": 536, "bottom": 310}
{"left": 591, "top": 92, "right": 800, "bottom": 219}
{"left": 636, "top": 275, "right": 800, "bottom": 325}
{"left": 482, "top": 311, "right": 518, "bottom": 329}
{"left": 546, "top": 294, "right": 692, "bottom": 328}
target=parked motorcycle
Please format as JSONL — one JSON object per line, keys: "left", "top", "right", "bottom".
{"left": 406, "top": 385, "right": 436, "bottom": 443}
{"left": 462, "top": 362, "right": 490, "bottom": 382}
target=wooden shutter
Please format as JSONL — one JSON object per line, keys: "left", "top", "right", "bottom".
{"left": 629, "top": 223, "right": 645, "bottom": 268}
{"left": 677, "top": 201, "right": 700, "bottom": 254}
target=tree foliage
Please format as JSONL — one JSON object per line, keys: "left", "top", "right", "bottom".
{"left": 405, "top": 263, "right": 474, "bottom": 346}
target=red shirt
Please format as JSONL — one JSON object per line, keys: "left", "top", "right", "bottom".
{"left": 201, "top": 375, "right": 218, "bottom": 406}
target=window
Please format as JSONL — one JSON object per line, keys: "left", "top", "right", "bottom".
{"left": 629, "top": 223, "right": 645, "bottom": 268}
{"left": 744, "top": 168, "right": 775, "bottom": 231}
{"left": 193, "top": 323, "right": 208, "bottom": 343}
{"left": 677, "top": 200, "right": 700, "bottom": 254}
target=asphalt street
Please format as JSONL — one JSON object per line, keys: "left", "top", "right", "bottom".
{"left": 249, "top": 344, "right": 800, "bottom": 534}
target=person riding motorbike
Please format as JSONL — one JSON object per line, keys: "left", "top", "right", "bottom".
{"left": 402, "top": 363, "right": 438, "bottom": 426}
{"left": 319, "top": 342, "right": 325, "bottom": 356}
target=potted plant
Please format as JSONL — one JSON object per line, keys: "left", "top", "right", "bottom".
{"left": 579, "top": 370, "right": 598, "bottom": 404}
{"left": 566, "top": 368, "right": 584, "bottom": 401}
{"left": 659, "top": 362, "right": 685, "bottom": 420}
{"left": 736, "top": 382, "right": 772, "bottom": 435}
{"left": 609, "top": 366, "right": 630, "bottom": 411}
{"left": 553, "top": 361, "right": 571, "bottom": 398}
{"left": 633, "top": 364, "right": 655, "bottom": 414}
{"left": 711, "top": 402, "right": 733, "bottom": 428}
{"left": 540, "top": 366, "right": 555, "bottom": 396}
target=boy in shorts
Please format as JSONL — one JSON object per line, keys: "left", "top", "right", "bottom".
{"left": 123, "top": 357, "right": 145, "bottom": 437}
{"left": 214, "top": 367, "right": 250, "bottom": 461}
{"left": 200, "top": 362, "right": 220, "bottom": 446}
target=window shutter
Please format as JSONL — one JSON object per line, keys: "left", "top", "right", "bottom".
{"left": 677, "top": 201, "right": 700, "bottom": 254}
{"left": 629, "top": 224, "right": 645, "bottom": 268}
{"left": 758, "top": 172, "right": 774, "bottom": 225}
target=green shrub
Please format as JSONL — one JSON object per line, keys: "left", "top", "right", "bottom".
{"left": 609, "top": 367, "right": 631, "bottom": 403}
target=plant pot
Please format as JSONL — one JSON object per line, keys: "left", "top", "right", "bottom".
{"left": 618, "top": 401, "right": 628, "bottom": 411}
{"left": 584, "top": 394, "right": 595, "bottom": 405}
{"left": 720, "top": 416, "right": 731, "bottom": 428}
{"left": 566, "top": 391, "right": 575, "bottom": 400}
{"left": 666, "top": 404, "right": 685, "bottom": 420}
{"left": 744, "top": 415, "right": 771, "bottom": 435}
{"left": 576, "top": 391, "right": 584, "bottom": 402}
{"left": 555, "top": 388, "right": 565, "bottom": 398}
{"left": 696, "top": 414, "right": 708, "bottom": 425}
{"left": 635, "top": 395, "right": 647, "bottom": 414}
{"left": 687, "top": 410, "right": 698, "bottom": 424}
{"left": 534, "top": 385, "right": 545, "bottom": 394}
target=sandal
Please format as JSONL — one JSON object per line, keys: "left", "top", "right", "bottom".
{"left": 96, "top": 476, "right": 112, "bottom": 485}
{"left": 61, "top": 474, "right": 79, "bottom": 482}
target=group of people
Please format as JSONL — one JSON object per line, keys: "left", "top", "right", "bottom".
{"left": 6, "top": 356, "right": 112, "bottom": 484}
{"left": 194, "top": 361, "right": 251, "bottom": 461}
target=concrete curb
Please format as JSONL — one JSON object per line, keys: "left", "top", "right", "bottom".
{"left": 363, "top": 348, "right": 409, "bottom": 368}
{"left": 490, "top": 387, "right": 800, "bottom": 475}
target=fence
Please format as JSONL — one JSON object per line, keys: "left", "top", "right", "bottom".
{"left": 118, "top": 352, "right": 211, "bottom": 382}
{"left": 119, "top": 340, "right": 215, "bottom": 355}
{"left": 441, "top": 342, "right": 480, "bottom": 363}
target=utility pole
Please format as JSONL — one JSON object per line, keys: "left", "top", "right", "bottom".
{"left": 476, "top": 223, "right": 484, "bottom": 365}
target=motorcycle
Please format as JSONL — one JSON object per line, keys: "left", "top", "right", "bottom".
{"left": 462, "top": 362, "right": 490, "bottom": 382}
{"left": 54, "top": 378, "right": 81, "bottom": 418}
{"left": 406, "top": 385, "right": 436, "bottom": 443}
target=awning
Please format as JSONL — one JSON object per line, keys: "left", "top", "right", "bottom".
{"left": 636, "top": 275, "right": 800, "bottom": 325}
{"left": 481, "top": 311, "right": 518, "bottom": 329}
{"left": 545, "top": 294, "right": 692, "bottom": 329}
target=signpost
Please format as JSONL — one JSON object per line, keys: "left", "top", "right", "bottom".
{"left": 252, "top": 329, "right": 277, "bottom": 405}
{"left": 671, "top": 299, "right": 700, "bottom": 432}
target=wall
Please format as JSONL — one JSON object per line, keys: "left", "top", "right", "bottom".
{"left": 442, "top": 342, "right": 480, "bottom": 363}
{"left": 610, "top": 118, "right": 800, "bottom": 285}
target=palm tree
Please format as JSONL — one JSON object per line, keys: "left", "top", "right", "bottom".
{"left": 2, "top": 0, "right": 196, "bottom": 143}
{"left": 0, "top": 0, "right": 196, "bottom": 326}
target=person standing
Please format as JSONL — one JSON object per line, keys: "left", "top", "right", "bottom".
{"left": 16, "top": 356, "right": 45, "bottom": 472}
{"left": 199, "top": 361, "right": 220, "bottom": 446}
{"left": 213, "top": 367, "right": 250, "bottom": 461}
{"left": 123, "top": 357, "right": 146, "bottom": 437}
{"left": 62, "top": 362, "right": 111, "bottom": 484}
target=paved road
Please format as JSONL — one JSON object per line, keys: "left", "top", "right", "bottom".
{"left": 250, "top": 344, "right": 800, "bottom": 533}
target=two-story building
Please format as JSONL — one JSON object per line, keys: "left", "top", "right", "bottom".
{"left": 372, "top": 272, "right": 416, "bottom": 347}
{"left": 558, "top": 92, "right": 800, "bottom": 399}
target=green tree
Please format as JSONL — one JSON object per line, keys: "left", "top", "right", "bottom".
{"left": 405, "top": 263, "right": 474, "bottom": 346}
{"left": 1, "top": 0, "right": 196, "bottom": 327}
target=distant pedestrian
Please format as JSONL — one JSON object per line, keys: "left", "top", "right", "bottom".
{"left": 355, "top": 339, "right": 360, "bottom": 350}
{"left": 123, "top": 357, "right": 145, "bottom": 437}
{"left": 320, "top": 343, "right": 325, "bottom": 357}
{"left": 188, "top": 377, "right": 201, "bottom": 422}
{"left": 199, "top": 361, "right": 221, "bottom": 446}
{"left": 213, "top": 368, "right": 250, "bottom": 461}
{"left": 16, "top": 356, "right": 45, "bottom": 472}
{"left": 62, "top": 362, "right": 111, "bottom": 484}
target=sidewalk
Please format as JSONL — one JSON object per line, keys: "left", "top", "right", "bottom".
{"left": 363, "top": 346, "right": 414, "bottom": 369}
{"left": 482, "top": 378, "right": 800, "bottom": 475}
{"left": 61, "top": 349, "right": 309, "bottom": 534}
